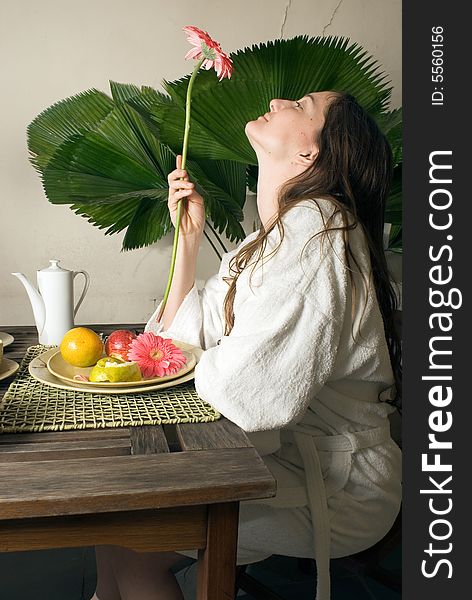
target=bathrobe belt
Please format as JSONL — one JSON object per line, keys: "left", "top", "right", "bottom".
{"left": 290, "top": 422, "right": 392, "bottom": 600}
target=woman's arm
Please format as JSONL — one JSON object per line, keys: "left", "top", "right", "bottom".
{"left": 157, "top": 154, "right": 205, "bottom": 331}
{"left": 160, "top": 233, "right": 200, "bottom": 331}
{"left": 145, "top": 157, "right": 234, "bottom": 348}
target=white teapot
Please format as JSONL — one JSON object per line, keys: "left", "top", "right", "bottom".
{"left": 12, "top": 260, "right": 90, "bottom": 345}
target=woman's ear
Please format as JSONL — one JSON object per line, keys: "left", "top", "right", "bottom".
{"left": 296, "top": 148, "right": 318, "bottom": 168}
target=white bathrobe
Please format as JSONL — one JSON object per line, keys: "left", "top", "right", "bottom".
{"left": 146, "top": 198, "right": 402, "bottom": 600}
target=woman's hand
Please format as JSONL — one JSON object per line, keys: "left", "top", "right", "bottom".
{"left": 167, "top": 155, "right": 205, "bottom": 238}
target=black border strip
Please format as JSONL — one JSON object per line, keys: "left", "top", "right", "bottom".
{"left": 404, "top": 1, "right": 468, "bottom": 596}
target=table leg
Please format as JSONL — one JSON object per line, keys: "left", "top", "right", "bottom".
{"left": 196, "top": 502, "right": 239, "bottom": 600}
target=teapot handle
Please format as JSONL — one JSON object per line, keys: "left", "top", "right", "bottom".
{"left": 73, "top": 270, "right": 90, "bottom": 317}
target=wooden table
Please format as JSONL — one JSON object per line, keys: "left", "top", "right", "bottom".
{"left": 0, "top": 325, "right": 276, "bottom": 599}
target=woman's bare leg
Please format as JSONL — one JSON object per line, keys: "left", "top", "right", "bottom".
{"left": 93, "top": 545, "right": 184, "bottom": 600}
{"left": 93, "top": 545, "right": 122, "bottom": 600}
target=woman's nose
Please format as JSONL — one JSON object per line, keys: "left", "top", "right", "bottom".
{"left": 269, "top": 99, "right": 283, "bottom": 112}
{"left": 269, "top": 99, "right": 292, "bottom": 112}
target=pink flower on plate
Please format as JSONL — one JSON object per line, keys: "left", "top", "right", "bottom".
{"left": 183, "top": 25, "right": 233, "bottom": 81}
{"left": 127, "top": 333, "right": 187, "bottom": 378}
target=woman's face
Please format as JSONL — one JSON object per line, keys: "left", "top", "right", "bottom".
{"left": 245, "top": 91, "right": 337, "bottom": 166}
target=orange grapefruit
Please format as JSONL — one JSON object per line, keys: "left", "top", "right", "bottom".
{"left": 60, "top": 327, "right": 104, "bottom": 367}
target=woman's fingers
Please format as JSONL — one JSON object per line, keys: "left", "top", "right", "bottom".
{"left": 167, "top": 170, "right": 188, "bottom": 184}
{"left": 166, "top": 154, "right": 205, "bottom": 236}
{"left": 172, "top": 188, "right": 193, "bottom": 199}
{"left": 168, "top": 187, "right": 194, "bottom": 212}
{"left": 169, "top": 180, "right": 194, "bottom": 191}
{"left": 173, "top": 155, "right": 188, "bottom": 179}
{"left": 168, "top": 167, "right": 187, "bottom": 179}
{"left": 166, "top": 155, "right": 189, "bottom": 184}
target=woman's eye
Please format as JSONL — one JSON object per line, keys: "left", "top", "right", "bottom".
{"left": 295, "top": 101, "right": 302, "bottom": 109}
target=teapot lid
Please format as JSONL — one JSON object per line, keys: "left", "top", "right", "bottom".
{"left": 39, "top": 259, "right": 69, "bottom": 273}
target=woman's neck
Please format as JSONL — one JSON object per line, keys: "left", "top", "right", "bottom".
{"left": 256, "top": 158, "right": 306, "bottom": 228}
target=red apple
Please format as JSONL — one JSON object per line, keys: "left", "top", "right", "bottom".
{"left": 105, "top": 329, "right": 137, "bottom": 361}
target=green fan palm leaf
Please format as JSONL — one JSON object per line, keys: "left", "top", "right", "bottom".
{"left": 27, "top": 35, "right": 403, "bottom": 252}
{"left": 122, "top": 194, "right": 172, "bottom": 250}
{"left": 27, "top": 90, "right": 115, "bottom": 170}
{"left": 127, "top": 85, "right": 235, "bottom": 161}
{"left": 187, "top": 159, "right": 246, "bottom": 241}
{"left": 72, "top": 196, "right": 150, "bottom": 235}
{"left": 31, "top": 84, "right": 245, "bottom": 249}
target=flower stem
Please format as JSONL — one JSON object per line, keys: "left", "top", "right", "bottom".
{"left": 181, "top": 57, "right": 205, "bottom": 171}
{"left": 157, "top": 58, "right": 205, "bottom": 324}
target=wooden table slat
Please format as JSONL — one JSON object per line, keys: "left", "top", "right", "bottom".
{"left": 130, "top": 425, "right": 169, "bottom": 455}
{"left": 0, "top": 448, "right": 276, "bottom": 519}
{"left": 0, "top": 429, "right": 131, "bottom": 445}
{"left": 0, "top": 438, "right": 131, "bottom": 463}
{"left": 177, "top": 418, "right": 253, "bottom": 451}
{"left": 0, "top": 506, "right": 207, "bottom": 553}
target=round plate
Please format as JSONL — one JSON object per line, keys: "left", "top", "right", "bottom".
{"left": 0, "top": 358, "right": 20, "bottom": 381}
{"left": 29, "top": 347, "right": 203, "bottom": 395}
{"left": 0, "top": 332, "right": 14, "bottom": 348}
{"left": 47, "top": 347, "right": 196, "bottom": 388}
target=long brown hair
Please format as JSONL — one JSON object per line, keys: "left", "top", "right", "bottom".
{"left": 222, "top": 92, "right": 402, "bottom": 410}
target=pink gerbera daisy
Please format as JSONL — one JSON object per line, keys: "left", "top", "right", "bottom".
{"left": 127, "top": 333, "right": 187, "bottom": 378}
{"left": 183, "top": 25, "right": 233, "bottom": 81}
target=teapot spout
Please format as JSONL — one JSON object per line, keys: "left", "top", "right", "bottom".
{"left": 11, "top": 273, "right": 46, "bottom": 335}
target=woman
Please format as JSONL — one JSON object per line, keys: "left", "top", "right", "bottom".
{"left": 92, "top": 91, "right": 402, "bottom": 600}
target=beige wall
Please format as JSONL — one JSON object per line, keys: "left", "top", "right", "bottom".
{"left": 0, "top": 0, "right": 401, "bottom": 326}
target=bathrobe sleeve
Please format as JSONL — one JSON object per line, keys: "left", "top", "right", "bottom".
{"left": 144, "top": 272, "right": 227, "bottom": 350}
{"left": 192, "top": 281, "right": 346, "bottom": 432}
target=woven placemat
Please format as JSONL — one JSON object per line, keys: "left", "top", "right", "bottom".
{"left": 0, "top": 346, "right": 220, "bottom": 433}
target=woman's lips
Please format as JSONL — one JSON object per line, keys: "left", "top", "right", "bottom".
{"left": 259, "top": 114, "right": 270, "bottom": 122}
